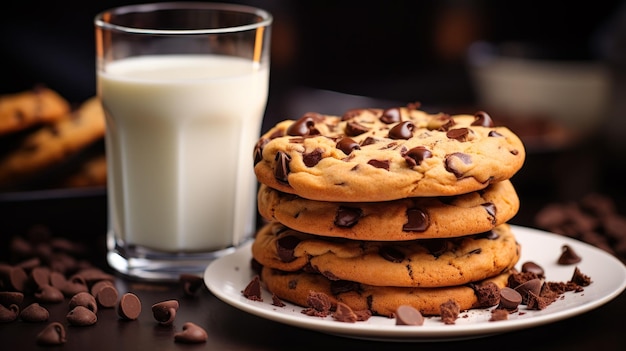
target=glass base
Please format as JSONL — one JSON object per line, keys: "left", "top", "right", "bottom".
{"left": 106, "top": 231, "right": 239, "bottom": 281}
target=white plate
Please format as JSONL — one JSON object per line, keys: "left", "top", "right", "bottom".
{"left": 204, "top": 225, "right": 626, "bottom": 342}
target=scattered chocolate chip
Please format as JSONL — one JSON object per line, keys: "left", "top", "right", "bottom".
{"left": 332, "top": 302, "right": 358, "bottom": 323}
{"left": 345, "top": 121, "right": 369, "bottom": 136}
{"left": 0, "top": 264, "right": 28, "bottom": 292}
{"left": 446, "top": 128, "right": 472, "bottom": 142}
{"left": 367, "top": 159, "right": 390, "bottom": 170}
{"left": 521, "top": 261, "right": 545, "bottom": 277}
{"left": 179, "top": 274, "right": 204, "bottom": 297}
{"left": 395, "top": 305, "right": 424, "bottom": 326}
{"left": 34, "top": 284, "right": 64, "bottom": 303}
{"left": 472, "top": 111, "right": 494, "bottom": 127}
{"left": 29, "top": 266, "right": 51, "bottom": 289}
{"left": 445, "top": 152, "right": 472, "bottom": 178}
{"left": 558, "top": 245, "right": 582, "bottom": 265}
{"left": 440, "top": 299, "right": 460, "bottom": 325}
{"left": 174, "top": 322, "right": 208, "bottom": 344}
{"left": 0, "top": 303, "right": 19, "bottom": 322}
{"left": 19, "top": 303, "right": 49, "bottom": 322}
{"left": 303, "top": 148, "right": 324, "bottom": 167}
{"left": 388, "top": 121, "right": 414, "bottom": 140}
{"left": 570, "top": 267, "right": 592, "bottom": 287}
{"left": 286, "top": 114, "right": 320, "bottom": 136}
{"left": 514, "top": 278, "right": 543, "bottom": 304}
{"left": 336, "top": 137, "right": 361, "bottom": 155}
{"left": 380, "top": 107, "right": 401, "bottom": 124}
{"left": 95, "top": 284, "right": 119, "bottom": 308}
{"left": 403, "top": 146, "right": 432, "bottom": 167}
{"left": 242, "top": 275, "right": 263, "bottom": 302}
{"left": 36, "top": 322, "right": 67, "bottom": 346}
{"left": 496, "top": 287, "right": 522, "bottom": 312}
{"left": 0, "top": 291, "right": 24, "bottom": 306}
{"left": 118, "top": 292, "right": 142, "bottom": 320}
{"left": 152, "top": 300, "right": 179, "bottom": 325}
{"left": 402, "top": 208, "right": 430, "bottom": 232}
{"left": 69, "top": 291, "right": 98, "bottom": 314}
{"left": 67, "top": 305, "right": 97, "bottom": 326}
{"left": 334, "top": 206, "right": 362, "bottom": 228}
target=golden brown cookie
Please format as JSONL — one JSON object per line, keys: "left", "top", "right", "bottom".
{"left": 60, "top": 153, "right": 107, "bottom": 188}
{"left": 0, "top": 97, "right": 105, "bottom": 189}
{"left": 0, "top": 87, "right": 70, "bottom": 136}
{"left": 252, "top": 222, "right": 520, "bottom": 288}
{"left": 253, "top": 106, "right": 525, "bottom": 201}
{"left": 257, "top": 180, "right": 519, "bottom": 241}
{"left": 260, "top": 266, "right": 511, "bottom": 316}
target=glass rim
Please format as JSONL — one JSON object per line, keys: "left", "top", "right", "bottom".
{"left": 94, "top": 1, "right": 273, "bottom": 35}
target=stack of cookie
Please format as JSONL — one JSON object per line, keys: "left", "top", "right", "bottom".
{"left": 0, "top": 87, "right": 106, "bottom": 191}
{"left": 251, "top": 105, "right": 525, "bottom": 316}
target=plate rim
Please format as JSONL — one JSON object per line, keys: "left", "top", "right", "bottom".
{"left": 204, "top": 225, "right": 626, "bottom": 341}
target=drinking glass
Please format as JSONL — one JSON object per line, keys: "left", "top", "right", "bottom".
{"left": 95, "top": 2, "right": 272, "bottom": 280}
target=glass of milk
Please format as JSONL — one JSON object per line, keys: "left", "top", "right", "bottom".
{"left": 95, "top": 2, "right": 272, "bottom": 281}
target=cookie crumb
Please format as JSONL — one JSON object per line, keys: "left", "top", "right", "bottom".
{"left": 332, "top": 302, "right": 357, "bottom": 323}
{"left": 439, "top": 299, "right": 460, "bottom": 325}
{"left": 302, "top": 291, "right": 331, "bottom": 317}
{"left": 242, "top": 275, "right": 263, "bottom": 302}
{"left": 489, "top": 308, "right": 509, "bottom": 321}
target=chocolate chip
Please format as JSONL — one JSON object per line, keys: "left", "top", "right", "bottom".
{"left": 472, "top": 111, "right": 494, "bottom": 127}
{"left": 388, "top": 121, "right": 415, "bottom": 140}
{"left": 0, "top": 304, "right": 19, "bottom": 322}
{"left": 488, "top": 130, "right": 503, "bottom": 137}
{"left": 558, "top": 245, "right": 582, "bottom": 265}
{"left": 0, "top": 264, "right": 28, "bottom": 292}
{"left": 482, "top": 202, "right": 497, "bottom": 224}
{"left": 514, "top": 278, "right": 543, "bottom": 304}
{"left": 95, "top": 285, "right": 119, "bottom": 308}
{"left": 174, "top": 322, "right": 208, "bottom": 344}
{"left": 302, "top": 148, "right": 323, "bottom": 167}
{"left": 152, "top": 300, "right": 179, "bottom": 325}
{"left": 521, "top": 261, "right": 545, "bottom": 278}
{"left": 367, "top": 159, "right": 390, "bottom": 170}
{"left": 334, "top": 206, "right": 362, "bottom": 228}
{"left": 345, "top": 121, "right": 369, "bottom": 136}
{"left": 67, "top": 305, "right": 97, "bottom": 326}
{"left": 403, "top": 146, "right": 432, "bottom": 167}
{"left": 29, "top": 266, "right": 51, "bottom": 289}
{"left": 34, "top": 285, "right": 64, "bottom": 303}
{"left": 117, "top": 292, "right": 142, "bottom": 320}
{"left": 330, "top": 280, "right": 360, "bottom": 295}
{"left": 427, "top": 114, "right": 455, "bottom": 131}
{"left": 19, "top": 303, "right": 49, "bottom": 322}
{"left": 380, "top": 107, "right": 401, "bottom": 124}
{"left": 379, "top": 246, "right": 405, "bottom": 263}
{"left": 242, "top": 275, "right": 263, "bottom": 302}
{"left": 395, "top": 305, "right": 424, "bottom": 326}
{"left": 446, "top": 128, "right": 471, "bottom": 142}
{"left": 36, "top": 322, "right": 67, "bottom": 346}
{"left": 274, "top": 151, "right": 291, "bottom": 184}
{"left": 570, "top": 267, "right": 592, "bottom": 286}
{"left": 336, "top": 137, "right": 361, "bottom": 155}
{"left": 179, "top": 274, "right": 204, "bottom": 297}
{"left": 0, "top": 291, "right": 24, "bottom": 306}
{"left": 69, "top": 291, "right": 98, "bottom": 314}
{"left": 286, "top": 114, "right": 321, "bottom": 136}
{"left": 276, "top": 235, "right": 300, "bottom": 262}
{"left": 445, "top": 152, "right": 472, "bottom": 178}
{"left": 496, "top": 287, "right": 522, "bottom": 312}
{"left": 403, "top": 208, "right": 430, "bottom": 232}
{"left": 253, "top": 138, "right": 269, "bottom": 165}
{"left": 341, "top": 108, "right": 363, "bottom": 121}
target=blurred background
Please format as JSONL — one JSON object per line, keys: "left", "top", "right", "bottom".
{"left": 1, "top": 0, "right": 626, "bottom": 222}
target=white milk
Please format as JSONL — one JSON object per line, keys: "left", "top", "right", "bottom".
{"left": 98, "top": 55, "right": 268, "bottom": 252}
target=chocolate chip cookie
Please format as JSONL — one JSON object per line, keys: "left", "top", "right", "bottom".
{"left": 260, "top": 265, "right": 511, "bottom": 316}
{"left": 253, "top": 106, "right": 525, "bottom": 202}
{"left": 252, "top": 222, "right": 520, "bottom": 288}
{"left": 0, "top": 86, "right": 70, "bottom": 136}
{"left": 257, "top": 179, "right": 519, "bottom": 241}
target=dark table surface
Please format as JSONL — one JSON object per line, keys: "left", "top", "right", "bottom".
{"left": 1, "top": 90, "right": 626, "bottom": 351}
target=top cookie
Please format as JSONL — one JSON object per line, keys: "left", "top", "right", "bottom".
{"left": 0, "top": 87, "right": 70, "bottom": 136}
{"left": 254, "top": 106, "right": 525, "bottom": 201}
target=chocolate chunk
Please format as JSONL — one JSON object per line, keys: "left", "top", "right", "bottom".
{"left": 303, "top": 291, "right": 332, "bottom": 317}
{"left": 332, "top": 302, "right": 358, "bottom": 323}
{"left": 34, "top": 285, "right": 64, "bottom": 303}
{"left": 69, "top": 291, "right": 98, "bottom": 314}
{"left": 403, "top": 208, "right": 430, "bottom": 232}
{"left": 558, "top": 245, "right": 582, "bottom": 264}
{"left": 521, "top": 261, "right": 545, "bottom": 278}
{"left": 334, "top": 206, "right": 362, "bottom": 228}
{"left": 336, "top": 137, "right": 361, "bottom": 155}
{"left": 67, "top": 305, "right": 97, "bottom": 326}
{"left": 473, "top": 282, "right": 501, "bottom": 307}
{"left": 276, "top": 235, "right": 300, "bottom": 262}
{"left": 286, "top": 114, "right": 321, "bottom": 136}
{"left": 446, "top": 128, "right": 471, "bottom": 142}
{"left": 36, "top": 322, "right": 67, "bottom": 346}
{"left": 395, "top": 305, "right": 424, "bottom": 326}
{"left": 345, "top": 121, "right": 369, "bottom": 136}
{"left": 174, "top": 322, "right": 208, "bottom": 344}
{"left": 271, "top": 294, "right": 286, "bottom": 307}
{"left": 514, "top": 278, "right": 543, "bottom": 304}
{"left": 253, "top": 138, "right": 269, "bottom": 165}
{"left": 570, "top": 267, "right": 592, "bottom": 287}
{"left": 242, "top": 275, "right": 263, "bottom": 302}
{"left": 472, "top": 111, "right": 494, "bottom": 127}
{"left": 440, "top": 299, "right": 460, "bottom": 325}
{"left": 341, "top": 108, "right": 363, "bottom": 121}
{"left": 496, "top": 287, "right": 522, "bottom": 312}
{"left": 445, "top": 152, "right": 472, "bottom": 178}
{"left": 303, "top": 148, "right": 323, "bottom": 167}
{"left": 274, "top": 151, "right": 291, "bottom": 184}
{"left": 367, "top": 159, "right": 390, "bottom": 170}
{"left": 403, "top": 146, "right": 432, "bottom": 167}
{"left": 179, "top": 274, "right": 204, "bottom": 297}
{"left": 379, "top": 246, "right": 405, "bottom": 263}
{"left": 152, "top": 300, "right": 179, "bottom": 325}
{"left": 380, "top": 107, "right": 401, "bottom": 124}
{"left": 117, "top": 292, "right": 142, "bottom": 320}
{"left": 388, "top": 121, "right": 415, "bottom": 140}
{"left": 0, "top": 304, "right": 19, "bottom": 322}
{"left": 482, "top": 202, "right": 497, "bottom": 224}
{"left": 489, "top": 308, "right": 509, "bottom": 321}
{"left": 20, "top": 303, "right": 49, "bottom": 322}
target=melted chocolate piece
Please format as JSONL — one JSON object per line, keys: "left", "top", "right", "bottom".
{"left": 514, "top": 278, "right": 543, "bottom": 304}
{"left": 334, "top": 206, "right": 363, "bottom": 228}
{"left": 379, "top": 246, "right": 405, "bottom": 263}
{"left": 336, "top": 137, "right": 361, "bottom": 155}
{"left": 558, "top": 245, "right": 582, "bottom": 265}
{"left": 445, "top": 152, "right": 472, "bottom": 178}
{"left": 446, "top": 128, "right": 471, "bottom": 142}
{"left": 274, "top": 152, "right": 291, "bottom": 184}
{"left": 403, "top": 146, "right": 432, "bottom": 167}
{"left": 345, "top": 121, "right": 370, "bottom": 136}
{"left": 302, "top": 148, "right": 323, "bottom": 167}
{"left": 482, "top": 202, "right": 497, "bottom": 224}
{"left": 474, "top": 230, "right": 499, "bottom": 240}
{"left": 276, "top": 236, "right": 301, "bottom": 262}
{"left": 286, "top": 114, "right": 322, "bottom": 136}
{"left": 521, "top": 261, "right": 545, "bottom": 277}
{"left": 367, "top": 159, "right": 390, "bottom": 170}
{"left": 388, "top": 121, "right": 414, "bottom": 140}
{"left": 488, "top": 130, "right": 503, "bottom": 137}
{"left": 380, "top": 107, "right": 401, "bottom": 124}
{"left": 253, "top": 138, "right": 269, "bottom": 165}
{"left": 402, "top": 208, "right": 430, "bottom": 232}
{"left": 472, "top": 111, "right": 495, "bottom": 127}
